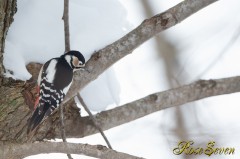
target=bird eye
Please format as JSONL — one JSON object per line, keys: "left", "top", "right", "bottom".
{"left": 78, "top": 61, "right": 85, "bottom": 67}
{"left": 79, "top": 62, "right": 85, "bottom": 67}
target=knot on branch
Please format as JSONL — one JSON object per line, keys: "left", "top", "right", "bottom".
{"left": 96, "top": 144, "right": 107, "bottom": 150}
{"left": 156, "top": 12, "right": 174, "bottom": 29}
{"left": 91, "top": 51, "right": 101, "bottom": 61}
{"left": 196, "top": 79, "right": 217, "bottom": 89}
{"left": 149, "top": 94, "right": 158, "bottom": 101}
{"left": 160, "top": 17, "right": 169, "bottom": 27}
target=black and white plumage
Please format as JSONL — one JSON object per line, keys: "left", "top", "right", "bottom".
{"left": 27, "top": 50, "right": 85, "bottom": 133}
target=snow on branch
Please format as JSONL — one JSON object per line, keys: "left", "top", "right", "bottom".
{"left": 63, "top": 0, "right": 219, "bottom": 103}
{"left": 1, "top": 141, "right": 144, "bottom": 159}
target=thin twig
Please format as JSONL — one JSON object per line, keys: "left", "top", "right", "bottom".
{"left": 63, "top": 0, "right": 70, "bottom": 52}
{"left": 59, "top": 104, "right": 73, "bottom": 159}
{"left": 77, "top": 93, "right": 113, "bottom": 149}
{"left": 61, "top": 0, "right": 72, "bottom": 158}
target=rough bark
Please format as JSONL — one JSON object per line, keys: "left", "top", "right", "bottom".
{"left": 0, "top": 0, "right": 17, "bottom": 83}
{"left": 0, "top": 79, "right": 28, "bottom": 142}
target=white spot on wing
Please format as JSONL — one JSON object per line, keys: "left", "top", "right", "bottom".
{"left": 42, "top": 93, "right": 50, "bottom": 97}
{"left": 37, "top": 65, "right": 43, "bottom": 86}
{"left": 45, "top": 59, "right": 57, "bottom": 83}
{"left": 41, "top": 83, "right": 55, "bottom": 92}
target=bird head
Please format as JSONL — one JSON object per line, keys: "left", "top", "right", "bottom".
{"left": 64, "top": 50, "right": 85, "bottom": 71}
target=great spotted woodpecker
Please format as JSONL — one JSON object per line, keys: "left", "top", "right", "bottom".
{"left": 27, "top": 50, "right": 85, "bottom": 133}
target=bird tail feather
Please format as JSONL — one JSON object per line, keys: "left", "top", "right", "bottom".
{"left": 27, "top": 104, "right": 48, "bottom": 134}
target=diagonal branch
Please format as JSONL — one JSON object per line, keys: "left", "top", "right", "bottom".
{"left": 33, "top": 76, "right": 240, "bottom": 140}
{"left": 2, "top": 141, "right": 144, "bottom": 159}
{"left": 63, "top": 0, "right": 219, "bottom": 104}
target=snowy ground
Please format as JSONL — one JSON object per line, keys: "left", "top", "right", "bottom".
{"left": 4, "top": 0, "right": 240, "bottom": 158}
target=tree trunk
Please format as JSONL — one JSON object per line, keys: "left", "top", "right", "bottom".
{"left": 0, "top": 76, "right": 85, "bottom": 143}
{"left": 0, "top": 0, "right": 31, "bottom": 142}
{"left": 0, "top": 0, "right": 17, "bottom": 81}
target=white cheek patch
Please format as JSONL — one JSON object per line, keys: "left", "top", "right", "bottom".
{"left": 73, "top": 56, "right": 79, "bottom": 68}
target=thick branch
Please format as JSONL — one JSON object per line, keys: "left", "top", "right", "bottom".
{"left": 25, "top": 76, "right": 237, "bottom": 140}
{"left": 1, "top": 76, "right": 239, "bottom": 142}
{"left": 36, "top": 76, "right": 240, "bottom": 139}
{"left": 2, "top": 141, "right": 144, "bottom": 159}
{"left": 63, "top": 0, "right": 219, "bottom": 103}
